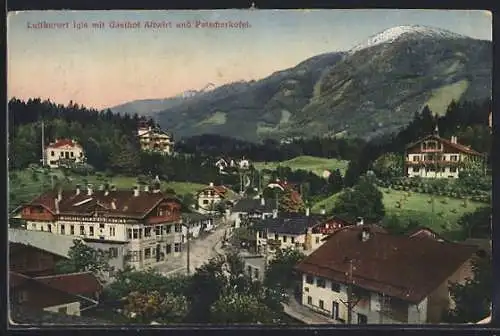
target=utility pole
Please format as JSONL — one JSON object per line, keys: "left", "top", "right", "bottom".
{"left": 183, "top": 221, "right": 191, "bottom": 275}
{"left": 41, "top": 119, "right": 45, "bottom": 167}
{"left": 346, "top": 258, "right": 353, "bottom": 324}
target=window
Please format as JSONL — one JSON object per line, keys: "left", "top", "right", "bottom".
{"left": 139, "top": 229, "right": 143, "bottom": 239}
{"left": 155, "top": 226, "right": 161, "bottom": 236}
{"left": 70, "top": 152, "right": 74, "bottom": 157}
{"left": 450, "top": 167, "right": 457, "bottom": 173}
{"left": 109, "top": 247, "right": 118, "bottom": 258}
{"left": 133, "top": 229, "right": 139, "bottom": 239}
{"left": 331, "top": 282, "right": 340, "bottom": 292}
{"left": 412, "top": 156, "right": 420, "bottom": 162}
{"left": 166, "top": 244, "right": 172, "bottom": 254}
{"left": 258, "top": 231, "right": 263, "bottom": 238}
{"left": 275, "top": 234, "right": 279, "bottom": 240}
{"left": 145, "top": 227, "right": 152, "bottom": 237}
{"left": 109, "top": 226, "right": 116, "bottom": 237}
{"left": 254, "top": 268, "right": 259, "bottom": 279}
{"left": 70, "top": 225, "right": 75, "bottom": 235}
{"left": 451, "top": 155, "right": 458, "bottom": 161}
{"left": 80, "top": 226, "right": 85, "bottom": 235}
{"left": 60, "top": 224, "right": 65, "bottom": 234}
{"left": 48, "top": 224, "right": 52, "bottom": 232}
{"left": 166, "top": 225, "right": 172, "bottom": 234}
{"left": 319, "top": 300, "right": 324, "bottom": 309}
{"left": 144, "top": 248, "right": 151, "bottom": 259}
{"left": 130, "top": 251, "right": 140, "bottom": 262}
{"left": 58, "top": 306, "right": 67, "bottom": 314}
{"left": 316, "top": 278, "right": 326, "bottom": 288}
{"left": 283, "top": 236, "right": 287, "bottom": 243}
{"left": 357, "top": 313, "right": 367, "bottom": 324}
{"left": 306, "top": 275, "right": 314, "bottom": 284}
{"left": 174, "top": 243, "right": 181, "bottom": 252}
{"left": 60, "top": 152, "right": 63, "bottom": 157}
{"left": 291, "top": 236, "right": 295, "bottom": 244}
{"left": 315, "top": 236, "right": 320, "bottom": 244}
{"left": 175, "top": 224, "right": 181, "bottom": 233}
{"left": 89, "top": 226, "right": 94, "bottom": 236}
{"left": 41, "top": 226, "right": 44, "bottom": 232}
{"left": 99, "top": 223, "right": 105, "bottom": 229}
{"left": 307, "top": 296, "right": 312, "bottom": 305}
{"left": 203, "top": 200, "right": 209, "bottom": 205}
{"left": 127, "top": 229, "right": 132, "bottom": 239}
{"left": 332, "top": 301, "right": 339, "bottom": 319}
{"left": 413, "top": 167, "right": 420, "bottom": 173}
{"left": 424, "top": 154, "right": 433, "bottom": 161}
{"left": 51, "top": 151, "right": 55, "bottom": 156}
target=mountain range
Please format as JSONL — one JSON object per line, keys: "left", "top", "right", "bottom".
{"left": 110, "top": 25, "right": 492, "bottom": 142}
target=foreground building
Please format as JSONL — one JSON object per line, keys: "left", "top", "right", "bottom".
{"left": 404, "top": 130, "right": 485, "bottom": 179}
{"left": 295, "top": 226, "right": 480, "bottom": 324}
{"left": 11, "top": 184, "right": 184, "bottom": 271}
{"left": 44, "top": 139, "right": 85, "bottom": 169}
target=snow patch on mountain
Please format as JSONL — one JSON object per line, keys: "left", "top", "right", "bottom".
{"left": 349, "top": 25, "right": 465, "bottom": 54}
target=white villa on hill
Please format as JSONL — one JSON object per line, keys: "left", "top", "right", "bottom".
{"left": 44, "top": 139, "right": 85, "bottom": 169}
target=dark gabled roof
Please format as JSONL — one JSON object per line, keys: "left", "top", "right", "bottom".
{"left": 19, "top": 189, "right": 181, "bottom": 219}
{"left": 34, "top": 272, "right": 103, "bottom": 297}
{"left": 295, "top": 226, "right": 478, "bottom": 303}
{"left": 252, "top": 213, "right": 332, "bottom": 235}
{"left": 405, "top": 134, "right": 484, "bottom": 156}
{"left": 231, "top": 198, "right": 275, "bottom": 213}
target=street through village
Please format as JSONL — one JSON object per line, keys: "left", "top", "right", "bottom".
{"left": 154, "top": 218, "right": 229, "bottom": 277}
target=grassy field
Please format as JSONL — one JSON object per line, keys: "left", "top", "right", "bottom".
{"left": 312, "top": 187, "right": 487, "bottom": 236}
{"left": 253, "top": 155, "right": 349, "bottom": 177}
{"left": 9, "top": 168, "right": 205, "bottom": 210}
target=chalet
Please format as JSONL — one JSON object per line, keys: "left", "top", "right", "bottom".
{"left": 44, "top": 139, "right": 85, "bottom": 169}
{"left": 404, "top": 130, "right": 485, "bottom": 179}
{"left": 252, "top": 210, "right": 356, "bottom": 256}
{"left": 11, "top": 184, "right": 184, "bottom": 272}
{"left": 196, "top": 182, "right": 240, "bottom": 214}
{"left": 215, "top": 157, "right": 251, "bottom": 173}
{"left": 229, "top": 196, "right": 275, "bottom": 228}
{"left": 137, "top": 120, "right": 174, "bottom": 155}
{"left": 9, "top": 271, "right": 101, "bottom": 318}
{"left": 295, "top": 226, "right": 480, "bottom": 324}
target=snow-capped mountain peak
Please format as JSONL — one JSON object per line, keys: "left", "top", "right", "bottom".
{"left": 348, "top": 25, "right": 465, "bottom": 54}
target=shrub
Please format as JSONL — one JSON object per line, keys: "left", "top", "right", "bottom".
{"left": 440, "top": 199, "right": 448, "bottom": 205}
{"left": 450, "top": 208, "right": 457, "bottom": 214}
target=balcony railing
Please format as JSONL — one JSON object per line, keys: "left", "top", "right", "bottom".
{"left": 405, "top": 160, "right": 461, "bottom": 165}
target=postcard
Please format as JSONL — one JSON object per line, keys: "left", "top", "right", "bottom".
{"left": 7, "top": 9, "right": 492, "bottom": 326}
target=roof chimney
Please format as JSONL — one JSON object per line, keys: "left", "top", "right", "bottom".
{"left": 320, "top": 206, "right": 326, "bottom": 215}
{"left": 98, "top": 184, "right": 105, "bottom": 191}
{"left": 87, "top": 184, "right": 93, "bottom": 196}
{"left": 305, "top": 207, "right": 310, "bottom": 217}
{"left": 57, "top": 188, "right": 62, "bottom": 202}
{"left": 261, "top": 196, "right": 265, "bottom": 206}
{"left": 451, "top": 136, "right": 457, "bottom": 144}
{"left": 104, "top": 189, "right": 109, "bottom": 196}
{"left": 272, "top": 209, "right": 278, "bottom": 219}
{"left": 111, "top": 200, "right": 117, "bottom": 210}
{"left": 54, "top": 198, "right": 60, "bottom": 214}
{"left": 360, "top": 227, "right": 371, "bottom": 242}
{"left": 144, "top": 185, "right": 150, "bottom": 192}
{"left": 133, "top": 186, "right": 139, "bottom": 197}
{"left": 75, "top": 184, "right": 81, "bottom": 195}
{"left": 356, "top": 217, "right": 364, "bottom": 226}
{"left": 110, "top": 184, "right": 116, "bottom": 191}
{"left": 152, "top": 182, "right": 161, "bottom": 193}
{"left": 209, "top": 182, "right": 214, "bottom": 187}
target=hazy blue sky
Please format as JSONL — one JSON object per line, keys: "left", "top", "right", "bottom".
{"left": 8, "top": 9, "right": 492, "bottom": 109}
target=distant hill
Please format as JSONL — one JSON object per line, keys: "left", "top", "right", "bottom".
{"left": 114, "top": 25, "right": 492, "bottom": 143}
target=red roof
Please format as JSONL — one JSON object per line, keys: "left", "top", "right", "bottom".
{"left": 47, "top": 139, "right": 82, "bottom": 149}
{"left": 406, "top": 134, "right": 483, "bottom": 156}
{"left": 295, "top": 226, "right": 478, "bottom": 303}
{"left": 10, "top": 272, "right": 31, "bottom": 289}
{"left": 23, "top": 188, "right": 182, "bottom": 219}
{"left": 34, "top": 272, "right": 103, "bottom": 297}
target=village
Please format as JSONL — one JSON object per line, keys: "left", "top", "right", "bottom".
{"left": 8, "top": 108, "right": 492, "bottom": 325}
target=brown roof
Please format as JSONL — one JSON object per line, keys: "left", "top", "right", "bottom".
{"left": 295, "top": 226, "right": 478, "bottom": 303}
{"left": 24, "top": 188, "right": 181, "bottom": 218}
{"left": 47, "top": 139, "right": 82, "bottom": 149}
{"left": 407, "top": 227, "right": 449, "bottom": 242}
{"left": 405, "top": 134, "right": 484, "bottom": 156}
{"left": 34, "top": 272, "right": 103, "bottom": 297}
{"left": 9, "top": 272, "right": 31, "bottom": 289}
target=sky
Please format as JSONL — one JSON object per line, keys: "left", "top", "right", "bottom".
{"left": 8, "top": 9, "right": 492, "bottom": 110}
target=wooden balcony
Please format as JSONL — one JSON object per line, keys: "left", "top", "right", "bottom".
{"left": 21, "top": 212, "right": 54, "bottom": 221}
{"left": 405, "top": 160, "right": 461, "bottom": 166}
{"left": 146, "top": 214, "right": 180, "bottom": 224}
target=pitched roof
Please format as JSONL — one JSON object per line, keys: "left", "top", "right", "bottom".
{"left": 21, "top": 188, "right": 181, "bottom": 218}
{"left": 252, "top": 213, "right": 332, "bottom": 235}
{"left": 231, "top": 198, "right": 275, "bottom": 213}
{"left": 9, "top": 228, "right": 78, "bottom": 258}
{"left": 34, "top": 272, "right": 103, "bottom": 297}
{"left": 407, "top": 227, "right": 449, "bottom": 242}
{"left": 47, "top": 139, "right": 82, "bottom": 149}
{"left": 295, "top": 226, "right": 478, "bottom": 303}
{"left": 405, "top": 134, "right": 483, "bottom": 156}
{"left": 197, "top": 185, "right": 240, "bottom": 201}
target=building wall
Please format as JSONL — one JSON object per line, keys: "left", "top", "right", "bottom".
{"left": 44, "top": 301, "right": 81, "bottom": 316}
{"left": 45, "top": 145, "right": 84, "bottom": 168}
{"left": 300, "top": 273, "right": 425, "bottom": 324}
{"left": 11, "top": 282, "right": 79, "bottom": 313}
{"left": 426, "top": 258, "right": 475, "bottom": 323}
{"left": 9, "top": 244, "right": 64, "bottom": 277}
